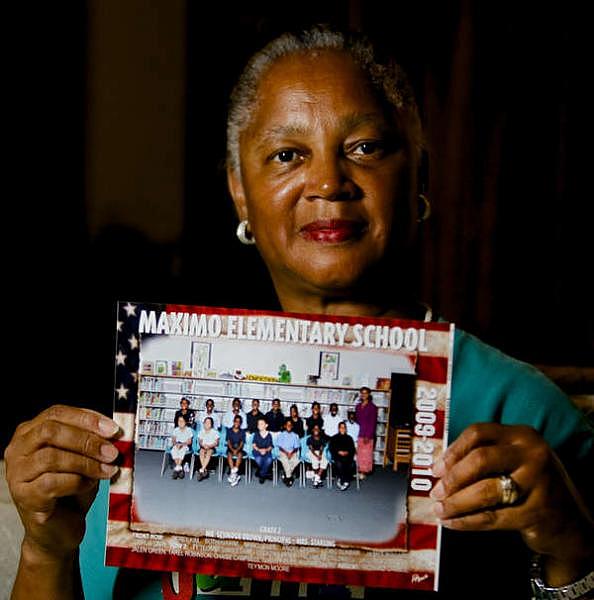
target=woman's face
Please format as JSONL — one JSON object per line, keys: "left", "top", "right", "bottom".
{"left": 229, "top": 50, "right": 415, "bottom": 298}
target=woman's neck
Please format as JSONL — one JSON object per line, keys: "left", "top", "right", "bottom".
{"left": 276, "top": 288, "right": 424, "bottom": 320}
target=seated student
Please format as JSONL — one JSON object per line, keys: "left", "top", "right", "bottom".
{"left": 226, "top": 414, "right": 245, "bottom": 487}
{"left": 170, "top": 415, "right": 193, "bottom": 479}
{"left": 196, "top": 417, "right": 219, "bottom": 481}
{"left": 329, "top": 421, "right": 356, "bottom": 490}
{"left": 246, "top": 398, "right": 264, "bottom": 433}
{"left": 173, "top": 397, "right": 196, "bottom": 430}
{"left": 276, "top": 418, "right": 301, "bottom": 486}
{"left": 252, "top": 417, "right": 273, "bottom": 484}
{"left": 323, "top": 403, "right": 342, "bottom": 437}
{"left": 346, "top": 409, "right": 360, "bottom": 442}
{"left": 305, "top": 401, "right": 324, "bottom": 435}
{"left": 265, "top": 398, "right": 285, "bottom": 437}
{"left": 307, "top": 424, "right": 329, "bottom": 488}
{"left": 222, "top": 397, "right": 247, "bottom": 430}
{"left": 198, "top": 398, "right": 221, "bottom": 430}
{"left": 289, "top": 403, "right": 305, "bottom": 438}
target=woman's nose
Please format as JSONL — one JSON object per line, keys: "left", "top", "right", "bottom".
{"left": 303, "top": 154, "right": 358, "bottom": 201}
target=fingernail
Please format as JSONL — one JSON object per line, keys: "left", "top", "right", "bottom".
{"left": 430, "top": 481, "right": 445, "bottom": 500}
{"left": 101, "top": 463, "right": 119, "bottom": 477}
{"left": 99, "top": 417, "right": 119, "bottom": 437}
{"left": 101, "top": 443, "right": 119, "bottom": 461}
{"left": 433, "top": 502, "right": 444, "bottom": 517}
{"left": 432, "top": 459, "right": 445, "bottom": 478}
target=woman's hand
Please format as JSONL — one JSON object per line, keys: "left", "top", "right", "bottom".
{"left": 4, "top": 405, "right": 120, "bottom": 563}
{"left": 431, "top": 423, "right": 593, "bottom": 586}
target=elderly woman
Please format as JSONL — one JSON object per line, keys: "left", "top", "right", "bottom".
{"left": 5, "top": 26, "right": 592, "bottom": 600}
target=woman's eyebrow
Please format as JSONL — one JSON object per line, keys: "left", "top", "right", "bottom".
{"left": 252, "top": 113, "right": 389, "bottom": 150}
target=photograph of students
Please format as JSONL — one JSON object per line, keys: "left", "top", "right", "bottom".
{"left": 323, "top": 402, "right": 342, "bottom": 437}
{"left": 196, "top": 417, "right": 220, "bottom": 481}
{"left": 346, "top": 409, "right": 360, "bottom": 442}
{"left": 305, "top": 401, "right": 324, "bottom": 435}
{"left": 226, "top": 415, "right": 245, "bottom": 487}
{"left": 355, "top": 387, "right": 378, "bottom": 479}
{"left": 198, "top": 398, "right": 221, "bottom": 431}
{"left": 307, "top": 424, "right": 329, "bottom": 488}
{"left": 252, "top": 417, "right": 273, "bottom": 484}
{"left": 246, "top": 398, "right": 264, "bottom": 433}
{"left": 265, "top": 398, "right": 285, "bottom": 436}
{"left": 276, "top": 418, "right": 301, "bottom": 486}
{"left": 170, "top": 415, "right": 193, "bottom": 479}
{"left": 222, "top": 397, "right": 247, "bottom": 430}
{"left": 289, "top": 404, "right": 305, "bottom": 438}
{"left": 329, "top": 421, "right": 356, "bottom": 490}
{"left": 173, "top": 397, "right": 196, "bottom": 430}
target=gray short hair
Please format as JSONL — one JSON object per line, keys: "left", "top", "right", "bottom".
{"left": 226, "top": 25, "right": 422, "bottom": 175}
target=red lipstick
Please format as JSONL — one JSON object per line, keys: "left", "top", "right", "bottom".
{"left": 300, "top": 219, "right": 365, "bottom": 243}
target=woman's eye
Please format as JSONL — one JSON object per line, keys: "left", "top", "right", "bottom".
{"left": 272, "top": 150, "right": 298, "bottom": 163}
{"left": 351, "top": 141, "right": 383, "bottom": 156}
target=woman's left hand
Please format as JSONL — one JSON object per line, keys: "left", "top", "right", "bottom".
{"left": 431, "top": 423, "right": 593, "bottom": 585}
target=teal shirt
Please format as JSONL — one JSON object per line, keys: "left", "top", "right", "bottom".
{"left": 80, "top": 330, "right": 593, "bottom": 599}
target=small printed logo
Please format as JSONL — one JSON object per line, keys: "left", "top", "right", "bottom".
{"left": 411, "top": 573, "right": 429, "bottom": 584}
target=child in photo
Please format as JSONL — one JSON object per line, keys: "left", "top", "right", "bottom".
{"left": 252, "top": 417, "right": 273, "bottom": 484}
{"left": 226, "top": 414, "right": 245, "bottom": 486}
{"left": 170, "top": 415, "right": 193, "bottom": 479}
{"left": 307, "top": 424, "right": 328, "bottom": 488}
{"left": 197, "top": 417, "right": 219, "bottom": 481}
{"left": 276, "top": 418, "right": 301, "bottom": 486}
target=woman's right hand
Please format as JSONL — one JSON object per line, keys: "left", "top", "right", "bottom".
{"left": 4, "top": 405, "right": 120, "bottom": 563}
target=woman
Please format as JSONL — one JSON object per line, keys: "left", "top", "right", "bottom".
{"left": 170, "top": 414, "right": 193, "bottom": 480}
{"left": 252, "top": 417, "right": 274, "bottom": 484}
{"left": 196, "top": 417, "right": 219, "bottom": 481}
{"left": 289, "top": 403, "right": 305, "bottom": 438}
{"left": 329, "top": 421, "right": 356, "bottom": 490}
{"left": 5, "top": 26, "right": 592, "bottom": 599}
{"left": 354, "top": 387, "right": 378, "bottom": 479}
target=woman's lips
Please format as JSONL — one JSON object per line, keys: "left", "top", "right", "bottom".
{"left": 300, "top": 219, "right": 366, "bottom": 243}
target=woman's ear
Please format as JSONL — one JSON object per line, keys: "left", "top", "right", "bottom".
{"left": 227, "top": 167, "right": 248, "bottom": 221}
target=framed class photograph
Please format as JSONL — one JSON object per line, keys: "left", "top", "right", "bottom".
{"left": 108, "top": 301, "right": 454, "bottom": 592}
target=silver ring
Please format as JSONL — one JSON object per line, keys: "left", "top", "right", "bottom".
{"left": 498, "top": 474, "right": 519, "bottom": 505}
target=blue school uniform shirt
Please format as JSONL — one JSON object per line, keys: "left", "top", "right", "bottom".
{"left": 80, "top": 330, "right": 593, "bottom": 599}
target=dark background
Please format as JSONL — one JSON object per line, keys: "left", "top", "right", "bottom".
{"left": 5, "top": 1, "right": 592, "bottom": 451}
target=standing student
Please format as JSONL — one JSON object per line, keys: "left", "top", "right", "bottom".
{"left": 198, "top": 398, "right": 221, "bottom": 430}
{"left": 173, "top": 397, "right": 196, "bottom": 430}
{"left": 306, "top": 401, "right": 324, "bottom": 435}
{"left": 289, "top": 404, "right": 305, "bottom": 438}
{"left": 222, "top": 397, "right": 247, "bottom": 430}
{"left": 265, "top": 398, "right": 285, "bottom": 437}
{"left": 346, "top": 410, "right": 360, "bottom": 442}
{"left": 246, "top": 398, "right": 264, "bottom": 433}
{"left": 329, "top": 421, "right": 356, "bottom": 490}
{"left": 323, "top": 403, "right": 342, "bottom": 437}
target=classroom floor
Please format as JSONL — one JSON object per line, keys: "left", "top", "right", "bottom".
{"left": 132, "top": 449, "right": 408, "bottom": 546}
